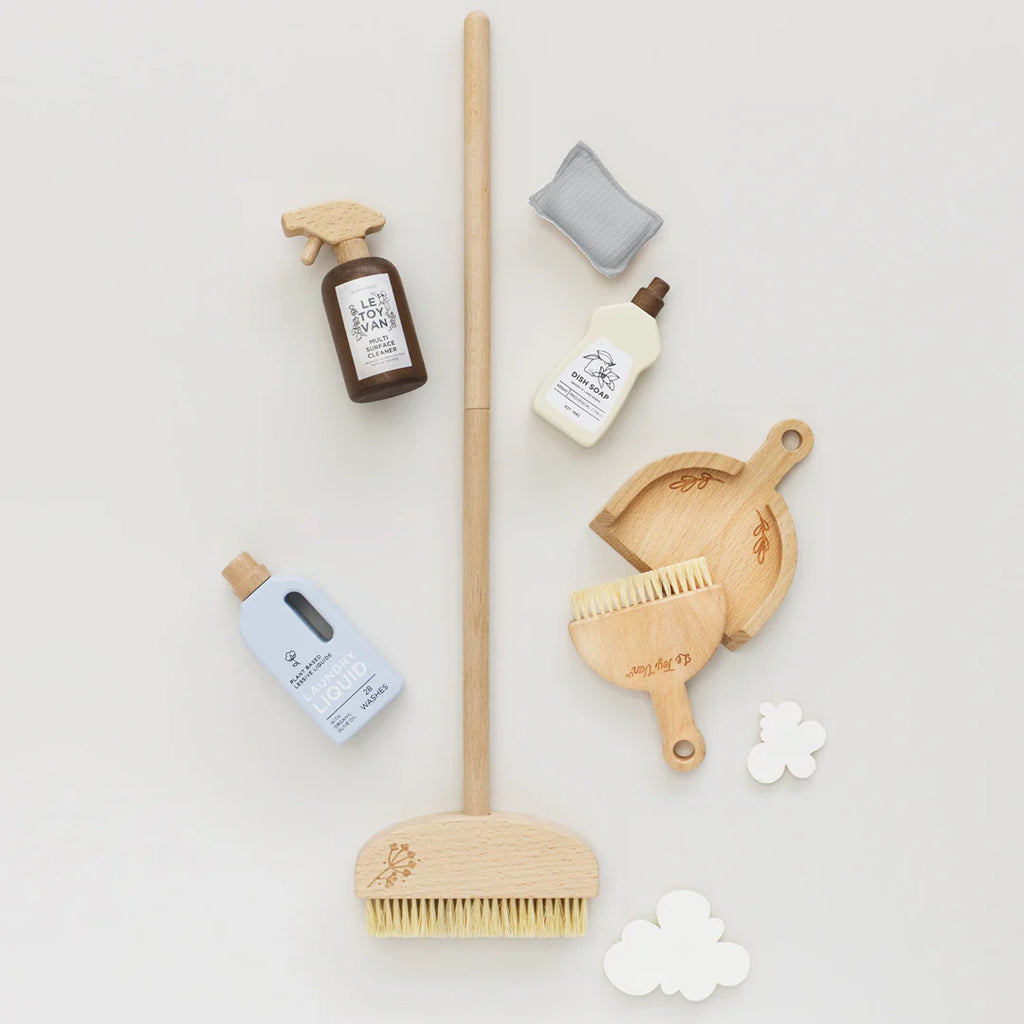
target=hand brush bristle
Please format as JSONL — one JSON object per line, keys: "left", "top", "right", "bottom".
{"left": 366, "top": 897, "right": 588, "bottom": 938}
{"left": 570, "top": 557, "right": 713, "bottom": 621}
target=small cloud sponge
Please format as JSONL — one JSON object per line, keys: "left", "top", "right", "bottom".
{"left": 529, "top": 142, "right": 663, "bottom": 277}
{"left": 747, "top": 701, "right": 827, "bottom": 783}
{"left": 604, "top": 890, "right": 750, "bottom": 1001}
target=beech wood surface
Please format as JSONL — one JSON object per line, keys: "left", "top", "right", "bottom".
{"left": 569, "top": 586, "right": 726, "bottom": 771}
{"left": 281, "top": 200, "right": 385, "bottom": 264}
{"left": 463, "top": 11, "right": 491, "bottom": 816}
{"left": 354, "top": 811, "right": 599, "bottom": 898}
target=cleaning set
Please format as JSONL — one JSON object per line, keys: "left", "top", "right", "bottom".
{"left": 219, "top": 8, "right": 818, "bottom": 991}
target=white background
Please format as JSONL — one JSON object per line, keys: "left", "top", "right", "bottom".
{"left": 2, "top": 1, "right": 1021, "bottom": 1020}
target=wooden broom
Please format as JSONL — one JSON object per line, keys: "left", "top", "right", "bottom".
{"left": 354, "top": 11, "right": 599, "bottom": 938}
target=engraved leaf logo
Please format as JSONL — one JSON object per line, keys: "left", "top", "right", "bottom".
{"left": 752, "top": 509, "right": 771, "bottom": 565}
{"left": 669, "top": 472, "right": 719, "bottom": 493}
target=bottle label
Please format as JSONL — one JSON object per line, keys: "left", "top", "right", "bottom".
{"left": 334, "top": 273, "right": 412, "bottom": 380}
{"left": 239, "top": 576, "right": 403, "bottom": 746}
{"left": 545, "top": 338, "right": 633, "bottom": 434}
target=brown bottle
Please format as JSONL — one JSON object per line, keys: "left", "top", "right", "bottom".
{"left": 282, "top": 200, "right": 428, "bottom": 403}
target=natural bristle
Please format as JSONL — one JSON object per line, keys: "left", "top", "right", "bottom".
{"left": 365, "top": 897, "right": 588, "bottom": 938}
{"left": 571, "top": 557, "right": 713, "bottom": 621}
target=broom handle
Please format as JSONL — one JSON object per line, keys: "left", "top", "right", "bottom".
{"left": 463, "top": 11, "right": 491, "bottom": 816}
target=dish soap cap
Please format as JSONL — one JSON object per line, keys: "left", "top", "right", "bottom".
{"left": 631, "top": 277, "right": 669, "bottom": 318}
{"left": 222, "top": 552, "right": 271, "bottom": 600}
{"left": 281, "top": 200, "right": 386, "bottom": 266}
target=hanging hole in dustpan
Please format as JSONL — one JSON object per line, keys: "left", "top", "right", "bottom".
{"left": 673, "top": 740, "right": 696, "bottom": 760}
{"left": 782, "top": 429, "right": 803, "bottom": 451}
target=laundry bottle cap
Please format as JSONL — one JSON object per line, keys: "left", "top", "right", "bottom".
{"left": 222, "top": 552, "right": 270, "bottom": 601}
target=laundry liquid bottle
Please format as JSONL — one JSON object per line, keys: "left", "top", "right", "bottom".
{"left": 532, "top": 278, "right": 669, "bottom": 446}
{"left": 222, "top": 553, "right": 403, "bottom": 744}
{"left": 282, "top": 200, "right": 428, "bottom": 403}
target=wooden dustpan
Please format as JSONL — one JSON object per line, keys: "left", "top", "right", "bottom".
{"left": 591, "top": 420, "right": 814, "bottom": 649}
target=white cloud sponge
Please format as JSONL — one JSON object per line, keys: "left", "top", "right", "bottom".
{"left": 604, "top": 890, "right": 750, "bottom": 1001}
{"left": 747, "top": 701, "right": 826, "bottom": 783}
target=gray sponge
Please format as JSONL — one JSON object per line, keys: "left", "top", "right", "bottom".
{"left": 529, "top": 142, "right": 663, "bottom": 277}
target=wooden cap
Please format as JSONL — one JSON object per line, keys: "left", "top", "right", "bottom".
{"left": 222, "top": 552, "right": 270, "bottom": 600}
{"left": 631, "top": 277, "right": 669, "bottom": 318}
{"left": 281, "top": 200, "right": 386, "bottom": 266}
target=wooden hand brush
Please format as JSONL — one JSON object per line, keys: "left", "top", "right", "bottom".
{"left": 354, "top": 12, "right": 598, "bottom": 938}
{"left": 569, "top": 558, "right": 726, "bottom": 771}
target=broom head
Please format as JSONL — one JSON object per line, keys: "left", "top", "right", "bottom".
{"left": 355, "top": 811, "right": 598, "bottom": 937}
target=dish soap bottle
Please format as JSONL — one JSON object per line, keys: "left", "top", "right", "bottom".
{"left": 282, "top": 200, "right": 428, "bottom": 403}
{"left": 532, "top": 278, "right": 669, "bottom": 446}
{"left": 222, "top": 552, "right": 403, "bottom": 744}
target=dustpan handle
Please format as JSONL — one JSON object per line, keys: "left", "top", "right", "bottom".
{"left": 463, "top": 11, "right": 490, "bottom": 816}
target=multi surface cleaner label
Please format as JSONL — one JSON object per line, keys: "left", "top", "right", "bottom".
{"left": 336, "top": 273, "right": 412, "bottom": 380}
{"left": 546, "top": 338, "right": 633, "bottom": 434}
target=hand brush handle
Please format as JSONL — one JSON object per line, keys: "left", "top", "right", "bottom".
{"left": 651, "top": 685, "right": 707, "bottom": 772}
{"left": 463, "top": 10, "right": 491, "bottom": 816}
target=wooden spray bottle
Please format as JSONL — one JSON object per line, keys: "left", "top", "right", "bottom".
{"left": 282, "top": 200, "right": 428, "bottom": 402}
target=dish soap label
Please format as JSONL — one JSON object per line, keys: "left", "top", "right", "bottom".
{"left": 545, "top": 339, "right": 633, "bottom": 435}
{"left": 335, "top": 273, "right": 412, "bottom": 380}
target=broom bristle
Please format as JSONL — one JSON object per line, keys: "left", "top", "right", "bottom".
{"left": 571, "top": 556, "right": 713, "bottom": 621}
{"left": 365, "top": 897, "right": 588, "bottom": 938}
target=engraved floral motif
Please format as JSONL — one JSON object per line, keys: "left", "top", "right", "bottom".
{"left": 669, "top": 472, "right": 719, "bottom": 493}
{"left": 370, "top": 842, "right": 418, "bottom": 888}
{"left": 752, "top": 509, "right": 771, "bottom": 565}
